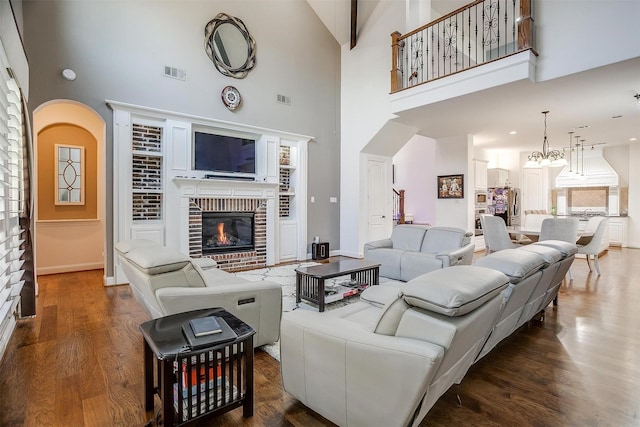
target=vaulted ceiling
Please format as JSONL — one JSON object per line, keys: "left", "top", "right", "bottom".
{"left": 307, "top": 0, "right": 640, "bottom": 152}
{"left": 305, "top": 0, "right": 380, "bottom": 46}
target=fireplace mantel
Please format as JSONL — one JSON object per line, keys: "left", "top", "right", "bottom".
{"left": 172, "top": 177, "right": 278, "bottom": 199}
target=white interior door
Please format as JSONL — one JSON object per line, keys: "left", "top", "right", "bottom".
{"left": 367, "top": 156, "right": 391, "bottom": 243}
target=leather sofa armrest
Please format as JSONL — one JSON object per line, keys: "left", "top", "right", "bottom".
{"left": 156, "top": 281, "right": 282, "bottom": 347}
{"left": 155, "top": 281, "right": 282, "bottom": 313}
{"left": 280, "top": 311, "right": 444, "bottom": 427}
{"left": 364, "top": 238, "right": 393, "bottom": 249}
{"left": 364, "top": 238, "right": 393, "bottom": 253}
{"left": 435, "top": 243, "right": 475, "bottom": 267}
{"left": 190, "top": 257, "right": 218, "bottom": 270}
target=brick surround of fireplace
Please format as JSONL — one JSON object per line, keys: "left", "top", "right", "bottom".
{"left": 189, "top": 198, "right": 267, "bottom": 271}
{"left": 168, "top": 177, "right": 279, "bottom": 273}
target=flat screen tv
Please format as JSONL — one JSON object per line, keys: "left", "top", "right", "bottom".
{"left": 193, "top": 131, "right": 256, "bottom": 174}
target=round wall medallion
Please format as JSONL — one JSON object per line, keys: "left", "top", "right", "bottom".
{"left": 221, "top": 86, "right": 241, "bottom": 111}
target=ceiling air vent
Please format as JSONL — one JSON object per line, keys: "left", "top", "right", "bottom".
{"left": 276, "top": 94, "right": 291, "bottom": 106}
{"left": 163, "top": 66, "right": 186, "bottom": 81}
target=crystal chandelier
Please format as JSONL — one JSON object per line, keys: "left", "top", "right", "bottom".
{"left": 524, "top": 111, "right": 568, "bottom": 168}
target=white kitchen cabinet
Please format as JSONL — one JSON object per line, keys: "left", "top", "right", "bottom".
{"left": 474, "top": 160, "right": 488, "bottom": 189}
{"left": 608, "top": 217, "right": 627, "bottom": 247}
{"left": 487, "top": 168, "right": 509, "bottom": 187}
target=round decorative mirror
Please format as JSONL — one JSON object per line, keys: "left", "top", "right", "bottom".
{"left": 204, "top": 13, "right": 256, "bottom": 79}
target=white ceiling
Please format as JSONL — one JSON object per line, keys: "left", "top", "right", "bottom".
{"left": 305, "top": 0, "right": 380, "bottom": 46}
{"left": 308, "top": 0, "right": 640, "bottom": 153}
{"left": 393, "top": 57, "right": 640, "bottom": 152}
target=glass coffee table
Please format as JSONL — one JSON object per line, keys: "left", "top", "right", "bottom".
{"left": 295, "top": 259, "right": 381, "bottom": 312}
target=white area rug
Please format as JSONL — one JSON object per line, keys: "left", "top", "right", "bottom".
{"left": 234, "top": 261, "right": 321, "bottom": 313}
{"left": 233, "top": 262, "right": 404, "bottom": 360}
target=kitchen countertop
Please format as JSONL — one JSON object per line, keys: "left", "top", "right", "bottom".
{"left": 556, "top": 213, "right": 628, "bottom": 219}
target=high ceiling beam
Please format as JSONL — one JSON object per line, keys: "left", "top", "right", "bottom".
{"left": 350, "top": 0, "right": 357, "bottom": 49}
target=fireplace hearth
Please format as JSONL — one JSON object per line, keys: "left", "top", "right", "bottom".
{"left": 202, "top": 212, "right": 255, "bottom": 254}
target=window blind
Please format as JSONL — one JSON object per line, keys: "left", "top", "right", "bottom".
{"left": 0, "top": 44, "right": 25, "bottom": 359}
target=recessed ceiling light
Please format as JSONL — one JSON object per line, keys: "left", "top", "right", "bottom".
{"left": 509, "top": 131, "right": 517, "bottom": 135}
{"left": 61, "top": 68, "right": 76, "bottom": 81}
{"left": 630, "top": 137, "right": 638, "bottom": 141}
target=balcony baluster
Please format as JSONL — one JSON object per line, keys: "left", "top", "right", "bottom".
{"left": 391, "top": 0, "right": 536, "bottom": 92}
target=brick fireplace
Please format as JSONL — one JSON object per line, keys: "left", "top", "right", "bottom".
{"left": 189, "top": 197, "right": 267, "bottom": 271}
{"left": 169, "top": 177, "right": 279, "bottom": 272}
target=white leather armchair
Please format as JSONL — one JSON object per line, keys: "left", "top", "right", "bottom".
{"left": 115, "top": 240, "right": 282, "bottom": 347}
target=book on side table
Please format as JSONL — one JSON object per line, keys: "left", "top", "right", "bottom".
{"left": 189, "top": 316, "right": 222, "bottom": 337}
{"left": 182, "top": 316, "right": 238, "bottom": 350}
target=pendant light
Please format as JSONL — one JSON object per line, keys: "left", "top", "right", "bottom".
{"left": 524, "top": 111, "right": 568, "bottom": 168}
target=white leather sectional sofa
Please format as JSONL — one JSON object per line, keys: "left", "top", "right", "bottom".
{"left": 280, "top": 240, "right": 577, "bottom": 426}
{"left": 115, "top": 239, "right": 282, "bottom": 347}
{"left": 363, "top": 225, "right": 476, "bottom": 281}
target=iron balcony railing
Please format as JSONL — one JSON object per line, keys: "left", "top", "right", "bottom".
{"left": 393, "top": 188, "right": 405, "bottom": 224}
{"left": 391, "top": 0, "right": 535, "bottom": 93}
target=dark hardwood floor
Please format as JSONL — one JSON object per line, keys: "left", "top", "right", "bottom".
{"left": 1, "top": 248, "right": 639, "bottom": 426}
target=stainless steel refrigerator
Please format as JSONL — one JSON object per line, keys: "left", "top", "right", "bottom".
{"left": 487, "top": 187, "right": 521, "bottom": 226}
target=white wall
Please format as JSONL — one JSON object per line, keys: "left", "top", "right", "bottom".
{"left": 340, "top": 0, "right": 406, "bottom": 256}
{"left": 628, "top": 145, "right": 640, "bottom": 248}
{"left": 535, "top": 0, "right": 640, "bottom": 82}
{"left": 22, "top": 0, "right": 341, "bottom": 273}
{"left": 435, "top": 135, "right": 474, "bottom": 231}
{"left": 0, "top": 0, "right": 28, "bottom": 97}
{"left": 393, "top": 134, "right": 436, "bottom": 224}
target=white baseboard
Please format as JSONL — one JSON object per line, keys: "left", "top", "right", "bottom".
{"left": 305, "top": 249, "right": 362, "bottom": 260}
{"left": 104, "top": 276, "right": 118, "bottom": 286}
{"left": 334, "top": 249, "right": 362, "bottom": 259}
{"left": 37, "top": 262, "right": 104, "bottom": 276}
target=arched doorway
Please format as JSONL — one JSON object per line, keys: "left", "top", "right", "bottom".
{"left": 33, "top": 101, "right": 106, "bottom": 281}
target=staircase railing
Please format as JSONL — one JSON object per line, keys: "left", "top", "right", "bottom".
{"left": 391, "top": 0, "right": 534, "bottom": 93}
{"left": 393, "top": 189, "right": 405, "bottom": 224}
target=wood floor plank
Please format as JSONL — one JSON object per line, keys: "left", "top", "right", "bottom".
{"left": 1, "top": 249, "right": 640, "bottom": 426}
{"left": 55, "top": 374, "right": 84, "bottom": 426}
{"left": 82, "top": 393, "right": 113, "bottom": 427}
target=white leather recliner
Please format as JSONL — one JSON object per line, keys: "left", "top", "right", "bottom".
{"left": 115, "top": 239, "right": 282, "bottom": 347}
{"left": 281, "top": 265, "right": 511, "bottom": 427}
{"left": 363, "top": 225, "right": 475, "bottom": 281}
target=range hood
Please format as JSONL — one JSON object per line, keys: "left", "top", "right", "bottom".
{"left": 555, "top": 148, "right": 619, "bottom": 187}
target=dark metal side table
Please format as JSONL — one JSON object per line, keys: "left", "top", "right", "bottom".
{"left": 139, "top": 308, "right": 255, "bottom": 426}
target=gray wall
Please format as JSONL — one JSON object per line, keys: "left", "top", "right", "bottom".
{"left": 22, "top": 0, "right": 341, "bottom": 273}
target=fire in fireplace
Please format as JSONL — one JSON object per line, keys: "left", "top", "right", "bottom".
{"left": 202, "top": 211, "right": 255, "bottom": 254}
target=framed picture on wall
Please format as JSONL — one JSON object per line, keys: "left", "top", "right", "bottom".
{"left": 55, "top": 144, "right": 85, "bottom": 205}
{"left": 437, "top": 174, "right": 464, "bottom": 199}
